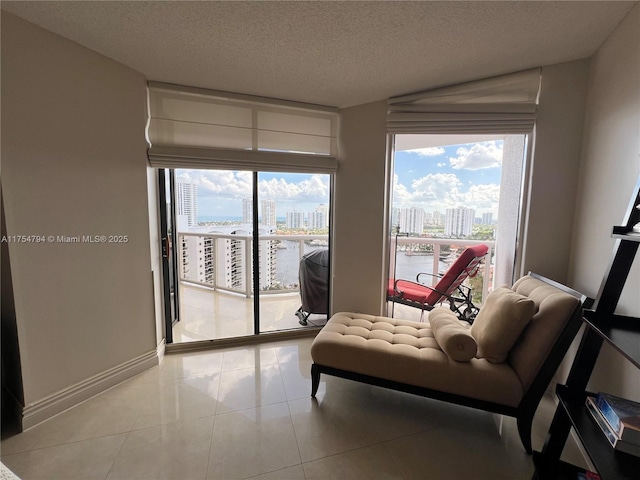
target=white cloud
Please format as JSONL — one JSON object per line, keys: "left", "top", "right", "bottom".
{"left": 197, "top": 170, "right": 252, "bottom": 197}
{"left": 180, "top": 170, "right": 329, "bottom": 204}
{"left": 259, "top": 178, "right": 301, "bottom": 198}
{"left": 394, "top": 172, "right": 500, "bottom": 216}
{"left": 411, "top": 173, "right": 461, "bottom": 203}
{"left": 459, "top": 183, "right": 500, "bottom": 209}
{"left": 449, "top": 141, "right": 502, "bottom": 170}
{"left": 392, "top": 174, "right": 413, "bottom": 204}
{"left": 407, "top": 147, "right": 445, "bottom": 157}
{"left": 259, "top": 174, "right": 329, "bottom": 201}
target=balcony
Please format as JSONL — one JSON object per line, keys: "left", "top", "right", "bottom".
{"left": 172, "top": 231, "right": 494, "bottom": 342}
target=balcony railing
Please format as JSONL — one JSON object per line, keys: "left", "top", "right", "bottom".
{"left": 177, "top": 232, "right": 329, "bottom": 297}
{"left": 176, "top": 231, "right": 494, "bottom": 304}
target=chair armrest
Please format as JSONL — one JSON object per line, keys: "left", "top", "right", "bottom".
{"left": 416, "top": 272, "right": 443, "bottom": 283}
{"left": 394, "top": 279, "right": 448, "bottom": 298}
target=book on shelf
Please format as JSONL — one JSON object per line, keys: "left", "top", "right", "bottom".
{"left": 576, "top": 472, "right": 601, "bottom": 480}
{"left": 585, "top": 397, "right": 640, "bottom": 457}
{"left": 595, "top": 392, "right": 640, "bottom": 444}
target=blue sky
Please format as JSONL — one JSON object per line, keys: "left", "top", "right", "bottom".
{"left": 393, "top": 140, "right": 503, "bottom": 216}
{"left": 178, "top": 138, "right": 504, "bottom": 219}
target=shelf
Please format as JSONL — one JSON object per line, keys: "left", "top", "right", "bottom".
{"left": 583, "top": 310, "right": 640, "bottom": 369}
{"left": 535, "top": 184, "right": 639, "bottom": 480}
{"left": 612, "top": 226, "right": 640, "bottom": 242}
{"left": 555, "top": 386, "right": 640, "bottom": 480}
{"left": 531, "top": 453, "right": 586, "bottom": 480}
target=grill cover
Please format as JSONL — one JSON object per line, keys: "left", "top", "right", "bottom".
{"left": 299, "top": 249, "right": 329, "bottom": 314}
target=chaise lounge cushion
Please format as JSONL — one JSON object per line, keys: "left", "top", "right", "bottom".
{"left": 428, "top": 308, "right": 477, "bottom": 362}
{"left": 310, "top": 312, "right": 524, "bottom": 406}
{"left": 470, "top": 287, "right": 536, "bottom": 364}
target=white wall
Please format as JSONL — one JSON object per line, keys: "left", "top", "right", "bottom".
{"left": 332, "top": 101, "right": 389, "bottom": 314}
{"left": 521, "top": 59, "right": 590, "bottom": 284}
{"left": 1, "top": 13, "right": 157, "bottom": 422}
{"left": 569, "top": 4, "right": 640, "bottom": 399}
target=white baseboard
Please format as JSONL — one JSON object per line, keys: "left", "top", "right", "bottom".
{"left": 21, "top": 348, "right": 159, "bottom": 431}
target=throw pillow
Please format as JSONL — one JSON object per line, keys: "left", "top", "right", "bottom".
{"left": 470, "top": 287, "right": 536, "bottom": 363}
{"left": 429, "top": 308, "right": 477, "bottom": 362}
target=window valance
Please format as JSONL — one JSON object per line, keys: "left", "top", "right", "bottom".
{"left": 147, "top": 82, "right": 338, "bottom": 172}
{"left": 387, "top": 69, "right": 541, "bottom": 134}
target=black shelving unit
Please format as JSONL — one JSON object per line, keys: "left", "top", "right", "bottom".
{"left": 533, "top": 176, "right": 640, "bottom": 480}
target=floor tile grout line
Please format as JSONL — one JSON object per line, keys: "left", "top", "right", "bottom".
{"left": 284, "top": 396, "right": 305, "bottom": 477}
{"left": 204, "top": 410, "right": 218, "bottom": 480}
{"left": 380, "top": 439, "right": 410, "bottom": 480}
{"left": 102, "top": 430, "right": 133, "bottom": 480}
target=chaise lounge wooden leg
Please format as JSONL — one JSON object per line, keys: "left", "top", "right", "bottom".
{"left": 311, "top": 363, "right": 321, "bottom": 397}
{"left": 517, "top": 415, "right": 533, "bottom": 454}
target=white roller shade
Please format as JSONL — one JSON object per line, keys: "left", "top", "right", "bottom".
{"left": 388, "top": 69, "right": 541, "bottom": 134}
{"left": 147, "top": 82, "right": 338, "bottom": 172}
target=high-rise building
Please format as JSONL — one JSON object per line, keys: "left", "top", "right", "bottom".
{"left": 182, "top": 234, "right": 214, "bottom": 284}
{"left": 308, "top": 210, "right": 326, "bottom": 230}
{"left": 261, "top": 199, "right": 276, "bottom": 227}
{"left": 444, "top": 206, "right": 475, "bottom": 237}
{"left": 286, "top": 210, "right": 305, "bottom": 229}
{"left": 391, "top": 208, "right": 400, "bottom": 231}
{"left": 242, "top": 197, "right": 252, "bottom": 224}
{"left": 181, "top": 224, "right": 278, "bottom": 291}
{"left": 176, "top": 177, "right": 198, "bottom": 227}
{"left": 316, "top": 204, "right": 329, "bottom": 228}
{"left": 399, "top": 207, "right": 425, "bottom": 235}
{"left": 482, "top": 212, "right": 494, "bottom": 225}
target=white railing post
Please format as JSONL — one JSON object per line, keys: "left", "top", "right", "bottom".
{"left": 245, "top": 236, "right": 252, "bottom": 298}
{"left": 483, "top": 244, "right": 492, "bottom": 301}
{"left": 432, "top": 243, "right": 441, "bottom": 286}
{"left": 298, "top": 238, "right": 305, "bottom": 265}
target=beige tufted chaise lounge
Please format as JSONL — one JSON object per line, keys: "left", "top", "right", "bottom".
{"left": 310, "top": 273, "right": 586, "bottom": 453}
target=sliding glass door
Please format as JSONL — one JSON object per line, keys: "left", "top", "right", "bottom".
{"left": 257, "top": 172, "right": 331, "bottom": 332}
{"left": 162, "top": 168, "right": 331, "bottom": 344}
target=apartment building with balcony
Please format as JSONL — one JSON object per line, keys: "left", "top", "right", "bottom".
{"left": 180, "top": 224, "right": 278, "bottom": 292}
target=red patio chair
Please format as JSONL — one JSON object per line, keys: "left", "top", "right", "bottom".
{"left": 388, "top": 244, "right": 489, "bottom": 322}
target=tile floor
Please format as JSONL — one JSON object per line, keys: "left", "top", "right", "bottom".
{"left": 172, "top": 284, "right": 327, "bottom": 344}
{"left": 1, "top": 337, "right": 588, "bottom": 480}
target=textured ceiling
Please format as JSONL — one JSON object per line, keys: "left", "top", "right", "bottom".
{"left": 2, "top": 1, "right": 636, "bottom": 108}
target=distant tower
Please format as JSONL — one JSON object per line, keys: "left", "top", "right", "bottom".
{"left": 399, "top": 207, "right": 425, "bottom": 235}
{"left": 286, "top": 210, "right": 305, "bottom": 229}
{"left": 242, "top": 197, "right": 252, "bottom": 224}
{"left": 308, "top": 210, "right": 326, "bottom": 230}
{"left": 261, "top": 199, "right": 276, "bottom": 227}
{"left": 445, "top": 206, "right": 475, "bottom": 237}
{"left": 316, "top": 204, "right": 329, "bottom": 228}
{"left": 176, "top": 177, "right": 198, "bottom": 227}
